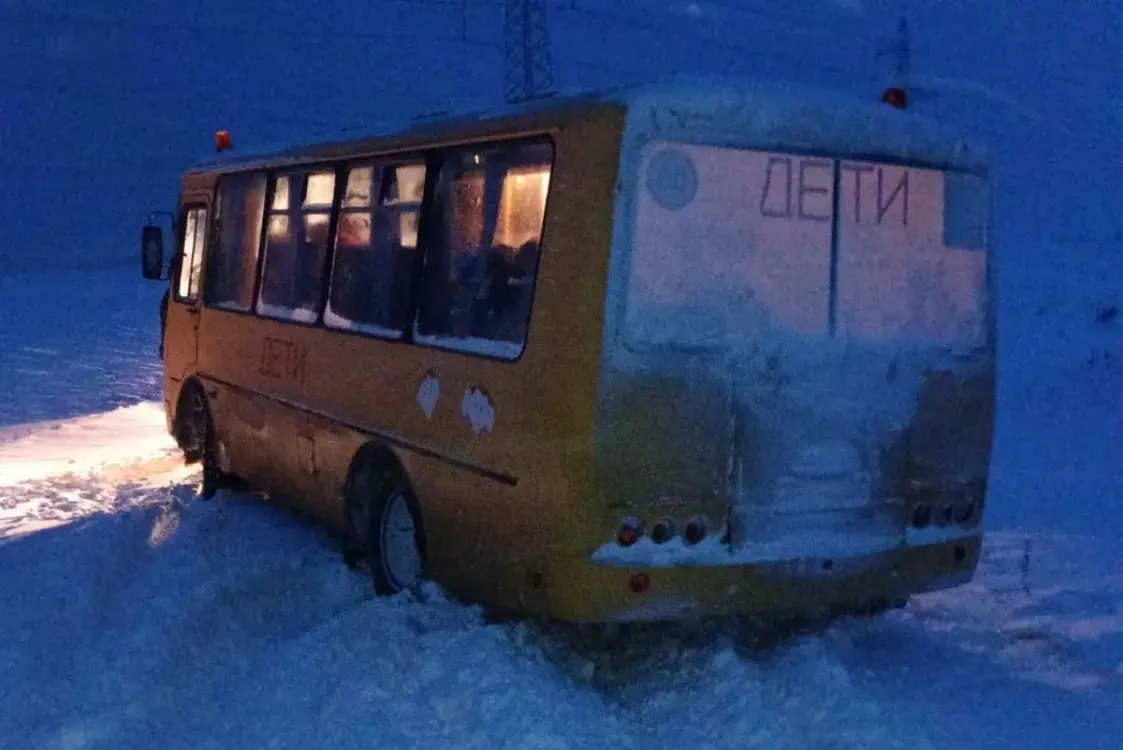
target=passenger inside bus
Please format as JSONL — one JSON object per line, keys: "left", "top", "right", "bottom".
{"left": 416, "top": 144, "right": 548, "bottom": 350}
{"left": 328, "top": 165, "right": 420, "bottom": 335}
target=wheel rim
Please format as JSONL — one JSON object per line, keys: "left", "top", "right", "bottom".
{"left": 380, "top": 491, "right": 422, "bottom": 590}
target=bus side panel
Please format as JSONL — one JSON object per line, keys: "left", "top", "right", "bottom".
{"left": 202, "top": 376, "right": 302, "bottom": 509}
{"left": 163, "top": 172, "right": 217, "bottom": 439}
{"left": 197, "top": 314, "right": 346, "bottom": 523}
{"left": 189, "top": 105, "right": 627, "bottom": 616}
{"left": 517, "top": 109, "right": 629, "bottom": 581}
{"left": 398, "top": 451, "right": 522, "bottom": 609}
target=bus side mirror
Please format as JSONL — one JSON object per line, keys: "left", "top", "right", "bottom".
{"left": 142, "top": 225, "right": 165, "bottom": 281}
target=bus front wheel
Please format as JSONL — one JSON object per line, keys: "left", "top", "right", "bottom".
{"left": 174, "top": 381, "right": 229, "bottom": 501}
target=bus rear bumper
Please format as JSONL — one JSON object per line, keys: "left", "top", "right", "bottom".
{"left": 546, "top": 534, "right": 981, "bottom": 624}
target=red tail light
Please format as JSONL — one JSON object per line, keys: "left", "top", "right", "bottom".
{"left": 683, "top": 518, "right": 707, "bottom": 545}
{"left": 617, "top": 521, "right": 642, "bottom": 547}
{"left": 650, "top": 518, "right": 675, "bottom": 544}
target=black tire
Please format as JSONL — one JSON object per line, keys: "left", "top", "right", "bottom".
{"left": 176, "top": 383, "right": 208, "bottom": 465}
{"left": 343, "top": 458, "right": 427, "bottom": 595}
{"left": 176, "top": 382, "right": 227, "bottom": 501}
{"left": 199, "top": 406, "right": 220, "bottom": 501}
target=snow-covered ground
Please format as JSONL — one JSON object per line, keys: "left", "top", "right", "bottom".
{"left": 0, "top": 270, "right": 164, "bottom": 429}
{"left": 0, "top": 263, "right": 1120, "bottom": 750}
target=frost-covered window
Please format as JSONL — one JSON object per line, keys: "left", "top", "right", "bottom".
{"left": 175, "top": 206, "right": 208, "bottom": 304}
{"left": 625, "top": 142, "right": 832, "bottom": 349}
{"left": 834, "top": 163, "right": 989, "bottom": 347}
{"left": 205, "top": 172, "right": 266, "bottom": 311}
{"left": 414, "top": 139, "right": 551, "bottom": 359}
{"left": 257, "top": 170, "right": 336, "bottom": 323}
{"left": 623, "top": 142, "right": 990, "bottom": 350}
{"left": 325, "top": 161, "right": 426, "bottom": 337}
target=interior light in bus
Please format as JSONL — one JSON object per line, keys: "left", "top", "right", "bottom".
{"left": 494, "top": 167, "right": 551, "bottom": 248}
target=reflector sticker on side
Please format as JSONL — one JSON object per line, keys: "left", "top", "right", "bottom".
{"left": 417, "top": 370, "right": 440, "bottom": 420}
{"left": 461, "top": 387, "right": 495, "bottom": 435}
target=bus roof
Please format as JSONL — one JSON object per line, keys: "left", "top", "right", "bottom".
{"left": 188, "top": 75, "right": 989, "bottom": 176}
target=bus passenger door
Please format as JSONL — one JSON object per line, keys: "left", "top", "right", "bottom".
{"left": 165, "top": 203, "right": 209, "bottom": 382}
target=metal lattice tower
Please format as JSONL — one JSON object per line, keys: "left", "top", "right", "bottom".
{"left": 504, "top": 0, "right": 554, "bottom": 103}
{"left": 876, "top": 16, "right": 912, "bottom": 109}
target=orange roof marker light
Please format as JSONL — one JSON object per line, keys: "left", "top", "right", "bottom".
{"left": 214, "top": 130, "right": 233, "bottom": 152}
{"left": 882, "top": 86, "right": 908, "bottom": 110}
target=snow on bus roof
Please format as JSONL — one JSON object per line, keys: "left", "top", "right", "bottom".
{"left": 189, "top": 75, "right": 988, "bottom": 175}
{"left": 617, "top": 74, "right": 988, "bottom": 172}
{"left": 186, "top": 87, "right": 606, "bottom": 173}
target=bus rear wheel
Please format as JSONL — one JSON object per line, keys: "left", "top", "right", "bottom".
{"left": 344, "top": 460, "right": 427, "bottom": 596}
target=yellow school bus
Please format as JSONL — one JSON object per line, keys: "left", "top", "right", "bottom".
{"left": 141, "top": 77, "right": 995, "bottom": 624}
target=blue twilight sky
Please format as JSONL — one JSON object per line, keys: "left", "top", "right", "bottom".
{"left": 0, "top": 0, "right": 1119, "bottom": 272}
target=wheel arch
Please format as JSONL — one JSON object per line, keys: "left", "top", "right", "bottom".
{"left": 341, "top": 439, "right": 426, "bottom": 544}
{"left": 172, "top": 376, "right": 208, "bottom": 461}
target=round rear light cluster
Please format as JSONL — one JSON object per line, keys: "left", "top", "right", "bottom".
{"left": 954, "top": 499, "right": 976, "bottom": 524}
{"left": 617, "top": 518, "right": 642, "bottom": 547}
{"left": 683, "top": 518, "right": 707, "bottom": 545}
{"left": 615, "top": 515, "right": 711, "bottom": 547}
{"left": 650, "top": 518, "right": 675, "bottom": 544}
{"left": 909, "top": 491, "right": 980, "bottom": 531}
{"left": 911, "top": 503, "right": 932, "bottom": 529}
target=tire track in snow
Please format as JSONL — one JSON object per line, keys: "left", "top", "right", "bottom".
{"left": 516, "top": 618, "right": 942, "bottom": 750}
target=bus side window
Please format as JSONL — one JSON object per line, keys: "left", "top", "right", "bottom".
{"left": 205, "top": 172, "right": 266, "bottom": 311}
{"left": 414, "top": 140, "right": 552, "bottom": 359}
{"left": 325, "top": 161, "right": 426, "bottom": 337}
{"left": 174, "top": 206, "right": 208, "bottom": 304}
{"left": 257, "top": 171, "right": 335, "bottom": 324}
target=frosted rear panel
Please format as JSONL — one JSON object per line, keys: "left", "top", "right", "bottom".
{"left": 625, "top": 142, "right": 833, "bottom": 347}
{"left": 623, "top": 142, "right": 989, "bottom": 349}
{"left": 835, "top": 161, "right": 988, "bottom": 346}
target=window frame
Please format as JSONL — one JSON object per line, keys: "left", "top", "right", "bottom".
{"left": 323, "top": 156, "right": 429, "bottom": 340}
{"left": 196, "top": 133, "right": 555, "bottom": 366}
{"left": 410, "top": 136, "right": 555, "bottom": 363}
{"left": 203, "top": 170, "right": 268, "bottom": 313}
{"left": 254, "top": 167, "right": 341, "bottom": 324}
{"left": 172, "top": 203, "right": 209, "bottom": 306}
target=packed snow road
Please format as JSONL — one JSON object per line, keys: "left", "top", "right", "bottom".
{"left": 1, "top": 267, "right": 1120, "bottom": 749}
{"left": 0, "top": 404, "right": 1119, "bottom": 750}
